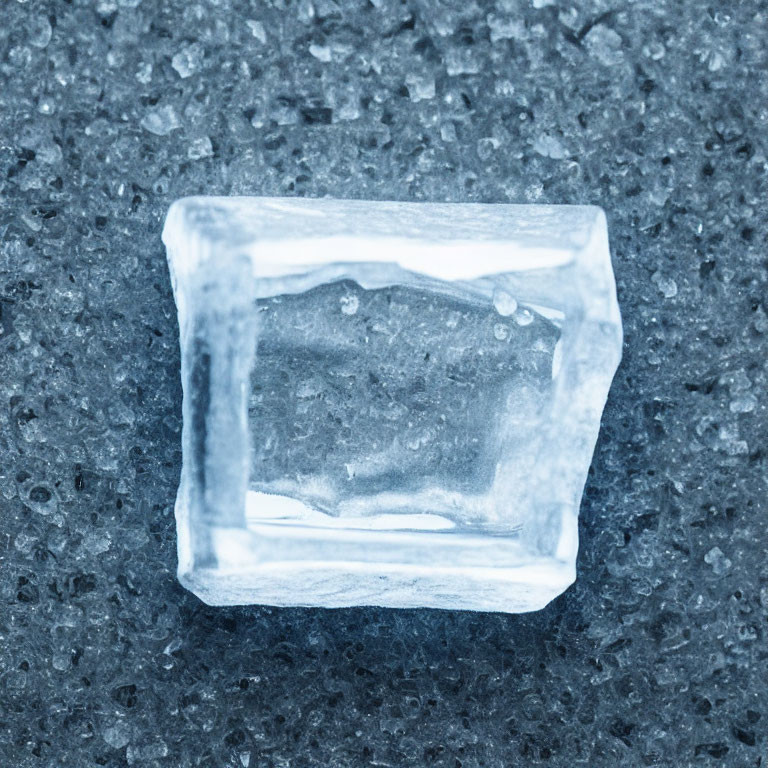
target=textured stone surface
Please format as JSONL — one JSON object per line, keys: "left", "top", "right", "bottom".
{"left": 0, "top": 0, "right": 766, "bottom": 765}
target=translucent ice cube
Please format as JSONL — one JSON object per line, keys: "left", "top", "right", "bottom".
{"left": 162, "top": 197, "right": 622, "bottom": 612}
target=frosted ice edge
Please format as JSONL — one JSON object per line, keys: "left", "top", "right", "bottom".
{"left": 163, "top": 196, "right": 622, "bottom": 613}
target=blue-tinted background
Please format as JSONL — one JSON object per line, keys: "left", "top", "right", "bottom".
{"left": 1, "top": 1, "right": 765, "bottom": 765}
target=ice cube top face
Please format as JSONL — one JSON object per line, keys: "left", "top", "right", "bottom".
{"left": 163, "top": 197, "right": 622, "bottom": 613}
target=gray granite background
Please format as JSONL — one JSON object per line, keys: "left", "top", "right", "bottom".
{"left": 1, "top": 0, "right": 767, "bottom": 766}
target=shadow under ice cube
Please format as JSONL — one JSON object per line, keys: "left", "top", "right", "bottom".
{"left": 162, "top": 197, "right": 622, "bottom": 612}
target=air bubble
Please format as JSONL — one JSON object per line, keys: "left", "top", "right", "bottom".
{"left": 513, "top": 308, "right": 534, "bottom": 326}
{"left": 493, "top": 323, "right": 509, "bottom": 341}
{"left": 340, "top": 295, "right": 359, "bottom": 315}
{"left": 493, "top": 289, "right": 518, "bottom": 316}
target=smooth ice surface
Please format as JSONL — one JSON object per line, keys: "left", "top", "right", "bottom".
{"left": 163, "top": 196, "right": 622, "bottom": 612}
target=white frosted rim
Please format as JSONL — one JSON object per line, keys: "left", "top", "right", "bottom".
{"left": 247, "top": 238, "right": 574, "bottom": 281}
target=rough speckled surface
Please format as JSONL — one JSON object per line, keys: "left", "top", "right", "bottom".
{"left": 1, "top": 0, "right": 766, "bottom": 766}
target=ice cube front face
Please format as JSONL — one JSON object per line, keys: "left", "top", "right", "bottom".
{"left": 163, "top": 197, "right": 622, "bottom": 612}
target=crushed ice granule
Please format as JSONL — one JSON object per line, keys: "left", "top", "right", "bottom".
{"left": 140, "top": 105, "right": 181, "bottom": 136}
{"left": 246, "top": 19, "right": 267, "bottom": 43}
{"left": 704, "top": 546, "right": 732, "bottom": 575}
{"left": 652, "top": 271, "right": 678, "bottom": 298}
{"left": 533, "top": 134, "right": 568, "bottom": 160}
{"left": 172, "top": 43, "right": 204, "bottom": 79}
{"left": 405, "top": 73, "right": 436, "bottom": 102}
{"left": 309, "top": 44, "right": 332, "bottom": 62}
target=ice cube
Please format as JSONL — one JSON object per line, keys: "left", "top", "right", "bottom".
{"left": 162, "top": 197, "right": 622, "bottom": 612}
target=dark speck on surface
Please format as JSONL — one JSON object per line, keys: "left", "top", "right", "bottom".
{"left": 0, "top": 0, "right": 766, "bottom": 766}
